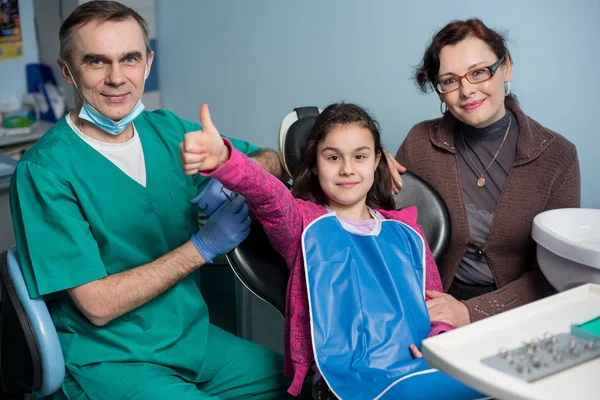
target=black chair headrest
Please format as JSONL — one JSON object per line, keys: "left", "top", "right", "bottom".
{"left": 279, "top": 106, "right": 320, "bottom": 179}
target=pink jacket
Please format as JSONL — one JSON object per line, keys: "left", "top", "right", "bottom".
{"left": 206, "top": 140, "right": 454, "bottom": 395}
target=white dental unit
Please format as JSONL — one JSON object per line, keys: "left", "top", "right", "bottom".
{"left": 422, "top": 208, "right": 600, "bottom": 400}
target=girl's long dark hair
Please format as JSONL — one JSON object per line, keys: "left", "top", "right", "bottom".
{"left": 292, "top": 103, "right": 395, "bottom": 210}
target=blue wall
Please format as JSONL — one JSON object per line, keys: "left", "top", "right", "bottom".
{"left": 157, "top": 0, "right": 600, "bottom": 208}
{"left": 0, "top": 0, "right": 38, "bottom": 102}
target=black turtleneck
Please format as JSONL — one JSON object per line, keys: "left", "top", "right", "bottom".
{"left": 453, "top": 109, "right": 519, "bottom": 285}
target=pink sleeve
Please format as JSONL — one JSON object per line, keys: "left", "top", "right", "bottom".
{"left": 202, "top": 139, "right": 304, "bottom": 265}
{"left": 412, "top": 222, "right": 455, "bottom": 337}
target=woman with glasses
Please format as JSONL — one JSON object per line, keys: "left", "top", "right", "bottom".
{"left": 395, "top": 18, "right": 580, "bottom": 329}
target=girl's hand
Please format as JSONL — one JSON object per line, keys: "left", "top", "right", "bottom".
{"left": 425, "top": 290, "right": 471, "bottom": 328}
{"left": 410, "top": 344, "right": 423, "bottom": 359}
{"left": 383, "top": 149, "right": 406, "bottom": 194}
{"left": 180, "top": 104, "right": 229, "bottom": 175}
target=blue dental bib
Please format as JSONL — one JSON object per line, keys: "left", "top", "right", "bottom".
{"left": 302, "top": 212, "right": 484, "bottom": 400}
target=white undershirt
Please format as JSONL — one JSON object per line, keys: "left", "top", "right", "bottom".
{"left": 66, "top": 111, "right": 147, "bottom": 187}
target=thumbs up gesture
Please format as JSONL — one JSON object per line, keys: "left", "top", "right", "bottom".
{"left": 180, "top": 104, "right": 229, "bottom": 175}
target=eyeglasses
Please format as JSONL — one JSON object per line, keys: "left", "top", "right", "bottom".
{"left": 435, "top": 55, "right": 506, "bottom": 94}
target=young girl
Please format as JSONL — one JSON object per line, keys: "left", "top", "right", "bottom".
{"left": 181, "top": 103, "right": 484, "bottom": 400}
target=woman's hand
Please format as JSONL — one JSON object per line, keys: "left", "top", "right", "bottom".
{"left": 180, "top": 104, "right": 229, "bottom": 175}
{"left": 425, "top": 290, "right": 471, "bottom": 328}
{"left": 410, "top": 344, "right": 423, "bottom": 359}
{"left": 383, "top": 149, "right": 406, "bottom": 194}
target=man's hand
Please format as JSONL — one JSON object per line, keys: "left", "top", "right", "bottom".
{"left": 249, "top": 149, "right": 284, "bottom": 180}
{"left": 383, "top": 149, "right": 406, "bottom": 194}
{"left": 190, "top": 195, "right": 250, "bottom": 263}
{"left": 425, "top": 290, "right": 471, "bottom": 328}
{"left": 191, "top": 179, "right": 241, "bottom": 216}
{"left": 180, "top": 104, "right": 229, "bottom": 175}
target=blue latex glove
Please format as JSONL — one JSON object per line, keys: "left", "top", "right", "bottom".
{"left": 191, "top": 179, "right": 240, "bottom": 216}
{"left": 191, "top": 195, "right": 250, "bottom": 263}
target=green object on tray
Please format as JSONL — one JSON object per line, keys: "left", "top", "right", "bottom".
{"left": 571, "top": 316, "right": 600, "bottom": 340}
{"left": 579, "top": 316, "right": 600, "bottom": 335}
{"left": 2, "top": 107, "right": 37, "bottom": 129}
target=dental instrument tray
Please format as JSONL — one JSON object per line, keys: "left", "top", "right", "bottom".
{"left": 422, "top": 284, "right": 600, "bottom": 400}
{"left": 481, "top": 321, "right": 600, "bottom": 382}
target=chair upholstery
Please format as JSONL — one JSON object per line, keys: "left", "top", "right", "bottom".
{"left": 393, "top": 172, "right": 451, "bottom": 263}
{"left": 0, "top": 247, "right": 65, "bottom": 398}
{"left": 226, "top": 107, "right": 451, "bottom": 316}
{"left": 226, "top": 214, "right": 290, "bottom": 316}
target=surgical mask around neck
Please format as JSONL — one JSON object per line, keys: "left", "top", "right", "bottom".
{"left": 65, "top": 64, "right": 147, "bottom": 136}
{"left": 79, "top": 99, "right": 145, "bottom": 136}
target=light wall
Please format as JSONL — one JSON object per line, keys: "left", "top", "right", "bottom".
{"left": 118, "top": 0, "right": 161, "bottom": 110}
{"left": 0, "top": 0, "right": 38, "bottom": 102}
{"left": 156, "top": 0, "right": 600, "bottom": 208}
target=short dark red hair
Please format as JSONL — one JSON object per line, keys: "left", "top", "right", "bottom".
{"left": 415, "top": 18, "right": 512, "bottom": 94}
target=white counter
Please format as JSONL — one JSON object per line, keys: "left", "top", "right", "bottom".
{"left": 422, "top": 284, "right": 600, "bottom": 400}
{"left": 0, "top": 121, "right": 53, "bottom": 148}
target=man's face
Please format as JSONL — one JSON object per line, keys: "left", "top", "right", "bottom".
{"left": 60, "top": 18, "right": 154, "bottom": 121}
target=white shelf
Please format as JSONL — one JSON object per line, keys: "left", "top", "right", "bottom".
{"left": 0, "top": 121, "right": 53, "bottom": 148}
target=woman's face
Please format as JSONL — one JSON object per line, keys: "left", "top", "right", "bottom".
{"left": 438, "top": 36, "right": 512, "bottom": 128}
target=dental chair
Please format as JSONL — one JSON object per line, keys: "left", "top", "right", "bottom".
{"left": 226, "top": 107, "right": 451, "bottom": 316}
{"left": 0, "top": 247, "right": 65, "bottom": 399}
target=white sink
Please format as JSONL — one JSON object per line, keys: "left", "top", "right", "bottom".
{"left": 532, "top": 208, "right": 600, "bottom": 292}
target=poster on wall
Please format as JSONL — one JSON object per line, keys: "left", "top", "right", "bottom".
{"left": 0, "top": 0, "right": 22, "bottom": 60}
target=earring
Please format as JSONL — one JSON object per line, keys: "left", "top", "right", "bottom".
{"left": 505, "top": 81, "right": 511, "bottom": 96}
{"left": 440, "top": 101, "right": 447, "bottom": 115}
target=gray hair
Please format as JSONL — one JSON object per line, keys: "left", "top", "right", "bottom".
{"left": 59, "top": 1, "right": 151, "bottom": 62}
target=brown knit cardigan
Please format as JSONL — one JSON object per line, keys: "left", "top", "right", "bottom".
{"left": 395, "top": 99, "right": 581, "bottom": 322}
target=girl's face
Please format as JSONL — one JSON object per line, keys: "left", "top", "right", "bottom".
{"left": 314, "top": 123, "right": 381, "bottom": 218}
{"left": 438, "top": 36, "right": 511, "bottom": 128}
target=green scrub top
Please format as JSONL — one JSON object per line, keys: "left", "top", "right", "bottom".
{"left": 9, "top": 110, "right": 260, "bottom": 387}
